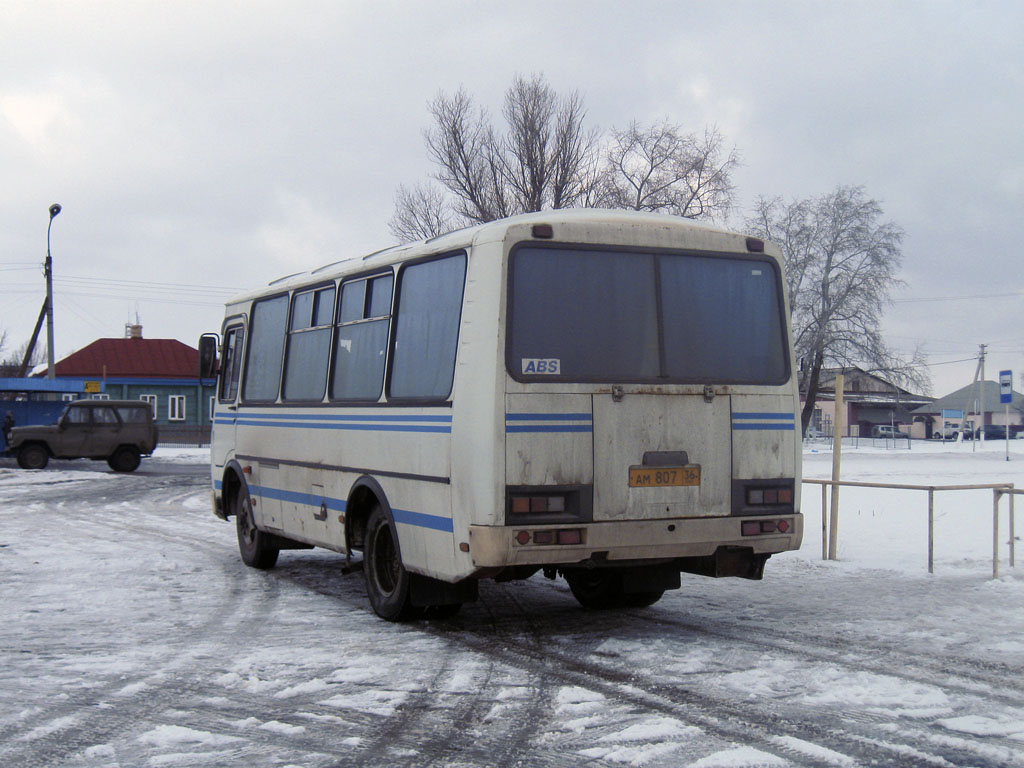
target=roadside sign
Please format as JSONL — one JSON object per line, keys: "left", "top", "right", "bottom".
{"left": 941, "top": 409, "right": 964, "bottom": 419}
{"left": 1000, "top": 370, "right": 1012, "bottom": 404}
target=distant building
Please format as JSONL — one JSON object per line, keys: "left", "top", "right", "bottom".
{"left": 910, "top": 381, "right": 1024, "bottom": 438}
{"left": 52, "top": 325, "right": 214, "bottom": 442}
{"left": 803, "top": 367, "right": 933, "bottom": 437}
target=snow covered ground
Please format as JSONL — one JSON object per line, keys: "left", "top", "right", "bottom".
{"left": 0, "top": 443, "right": 1021, "bottom": 767}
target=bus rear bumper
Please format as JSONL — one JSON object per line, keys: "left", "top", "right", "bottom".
{"left": 467, "top": 514, "right": 803, "bottom": 569}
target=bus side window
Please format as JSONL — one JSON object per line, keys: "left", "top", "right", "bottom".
{"left": 242, "top": 295, "right": 289, "bottom": 402}
{"left": 220, "top": 327, "right": 245, "bottom": 403}
{"left": 389, "top": 253, "right": 467, "bottom": 400}
{"left": 332, "top": 273, "right": 393, "bottom": 401}
{"left": 283, "top": 285, "right": 335, "bottom": 402}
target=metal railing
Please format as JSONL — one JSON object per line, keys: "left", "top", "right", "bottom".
{"left": 803, "top": 479, "right": 1017, "bottom": 578}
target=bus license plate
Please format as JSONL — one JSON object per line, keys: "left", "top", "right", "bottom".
{"left": 629, "top": 466, "right": 700, "bottom": 488}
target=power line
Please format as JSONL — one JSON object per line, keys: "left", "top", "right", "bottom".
{"left": 893, "top": 291, "right": 1024, "bottom": 304}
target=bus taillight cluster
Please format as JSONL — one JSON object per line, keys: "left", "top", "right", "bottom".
{"left": 514, "top": 528, "right": 584, "bottom": 546}
{"left": 741, "top": 519, "right": 792, "bottom": 536}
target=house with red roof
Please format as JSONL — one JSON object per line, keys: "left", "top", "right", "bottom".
{"left": 53, "top": 325, "right": 215, "bottom": 439}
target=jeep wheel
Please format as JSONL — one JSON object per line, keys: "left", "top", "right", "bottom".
{"left": 108, "top": 446, "right": 141, "bottom": 473}
{"left": 17, "top": 443, "right": 49, "bottom": 470}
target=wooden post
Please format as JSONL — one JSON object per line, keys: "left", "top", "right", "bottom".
{"left": 828, "top": 374, "right": 844, "bottom": 560}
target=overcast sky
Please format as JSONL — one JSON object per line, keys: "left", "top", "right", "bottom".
{"left": 2, "top": 0, "right": 1021, "bottom": 397}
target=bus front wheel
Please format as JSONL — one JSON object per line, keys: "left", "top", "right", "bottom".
{"left": 235, "top": 487, "right": 279, "bottom": 570}
{"left": 364, "top": 505, "right": 422, "bottom": 621}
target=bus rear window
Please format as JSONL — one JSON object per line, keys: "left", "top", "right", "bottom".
{"left": 508, "top": 246, "right": 788, "bottom": 385}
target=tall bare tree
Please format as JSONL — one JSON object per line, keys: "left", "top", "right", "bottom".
{"left": 746, "top": 185, "right": 929, "bottom": 434}
{"left": 389, "top": 75, "right": 737, "bottom": 242}
{"left": 600, "top": 122, "right": 737, "bottom": 220}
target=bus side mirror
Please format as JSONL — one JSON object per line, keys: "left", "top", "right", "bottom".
{"left": 198, "top": 334, "right": 219, "bottom": 382}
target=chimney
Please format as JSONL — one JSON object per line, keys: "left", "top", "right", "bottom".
{"left": 125, "top": 324, "right": 143, "bottom": 339}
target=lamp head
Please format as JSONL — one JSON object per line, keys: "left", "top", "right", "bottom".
{"left": 49, "top": 203, "right": 62, "bottom": 219}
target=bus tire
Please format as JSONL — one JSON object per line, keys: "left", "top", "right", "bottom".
{"left": 108, "top": 446, "right": 140, "bottom": 473}
{"left": 17, "top": 443, "right": 49, "bottom": 470}
{"left": 621, "top": 590, "right": 665, "bottom": 608}
{"left": 364, "top": 505, "right": 421, "bottom": 621}
{"left": 235, "top": 486, "right": 279, "bottom": 569}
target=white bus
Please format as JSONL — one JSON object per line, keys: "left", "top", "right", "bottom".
{"left": 200, "top": 209, "right": 803, "bottom": 620}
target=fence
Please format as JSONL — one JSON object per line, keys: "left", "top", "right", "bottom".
{"left": 804, "top": 479, "right": 1017, "bottom": 579}
{"left": 158, "top": 425, "right": 210, "bottom": 448}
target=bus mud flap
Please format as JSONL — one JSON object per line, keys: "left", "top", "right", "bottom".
{"left": 409, "top": 574, "right": 479, "bottom": 607}
{"left": 677, "top": 546, "right": 770, "bottom": 580}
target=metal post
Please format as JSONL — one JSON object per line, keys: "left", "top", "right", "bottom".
{"left": 828, "top": 374, "right": 845, "bottom": 560}
{"left": 1010, "top": 491, "right": 1016, "bottom": 568}
{"left": 821, "top": 483, "right": 828, "bottom": 560}
{"left": 45, "top": 203, "right": 62, "bottom": 380}
{"left": 993, "top": 490, "right": 1000, "bottom": 580}
{"left": 928, "top": 488, "right": 934, "bottom": 574}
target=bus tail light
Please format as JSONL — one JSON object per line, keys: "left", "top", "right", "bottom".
{"left": 742, "top": 519, "right": 793, "bottom": 536}
{"left": 510, "top": 494, "right": 567, "bottom": 515}
{"left": 513, "top": 528, "right": 585, "bottom": 546}
{"left": 745, "top": 485, "right": 793, "bottom": 506}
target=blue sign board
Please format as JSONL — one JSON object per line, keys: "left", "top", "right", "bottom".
{"left": 941, "top": 409, "right": 964, "bottom": 419}
{"left": 1000, "top": 370, "right": 1012, "bottom": 404}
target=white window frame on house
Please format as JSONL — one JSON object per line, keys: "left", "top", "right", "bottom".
{"left": 61, "top": 393, "right": 76, "bottom": 402}
{"left": 168, "top": 395, "right": 186, "bottom": 422}
{"left": 140, "top": 394, "right": 157, "bottom": 417}
{"left": 90, "top": 393, "right": 110, "bottom": 400}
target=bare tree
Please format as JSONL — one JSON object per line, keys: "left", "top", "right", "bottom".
{"left": 601, "top": 122, "right": 738, "bottom": 221}
{"left": 0, "top": 335, "right": 45, "bottom": 378}
{"left": 389, "top": 183, "right": 461, "bottom": 244}
{"left": 390, "top": 75, "right": 735, "bottom": 242}
{"left": 746, "top": 186, "right": 929, "bottom": 434}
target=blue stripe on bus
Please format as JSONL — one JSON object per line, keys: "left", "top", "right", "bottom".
{"left": 732, "top": 412, "right": 797, "bottom": 431}
{"left": 219, "top": 412, "right": 452, "bottom": 423}
{"left": 505, "top": 412, "right": 592, "bottom": 421}
{"left": 232, "top": 419, "right": 451, "bottom": 433}
{"left": 506, "top": 424, "right": 594, "bottom": 433}
{"left": 505, "top": 412, "right": 593, "bottom": 434}
{"left": 250, "top": 485, "right": 347, "bottom": 511}
{"left": 392, "top": 507, "right": 455, "bottom": 533}
{"left": 247, "top": 485, "right": 453, "bottom": 533}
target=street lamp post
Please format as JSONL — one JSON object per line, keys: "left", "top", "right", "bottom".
{"left": 45, "top": 203, "right": 62, "bottom": 380}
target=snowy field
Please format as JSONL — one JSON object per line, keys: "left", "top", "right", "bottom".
{"left": 0, "top": 443, "right": 1021, "bottom": 767}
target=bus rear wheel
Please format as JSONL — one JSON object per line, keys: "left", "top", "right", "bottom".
{"left": 235, "top": 486, "right": 279, "bottom": 569}
{"left": 364, "top": 505, "right": 422, "bottom": 621}
{"left": 565, "top": 570, "right": 664, "bottom": 610}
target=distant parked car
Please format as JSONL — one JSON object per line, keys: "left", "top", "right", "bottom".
{"left": 871, "top": 425, "right": 909, "bottom": 439}
{"left": 804, "top": 427, "right": 827, "bottom": 439}
{"left": 974, "top": 425, "right": 1008, "bottom": 440}
{"left": 6, "top": 399, "right": 158, "bottom": 472}
{"left": 933, "top": 422, "right": 971, "bottom": 440}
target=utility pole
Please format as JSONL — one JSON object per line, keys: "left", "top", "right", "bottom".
{"left": 979, "top": 344, "right": 987, "bottom": 444}
{"left": 45, "top": 203, "right": 62, "bottom": 380}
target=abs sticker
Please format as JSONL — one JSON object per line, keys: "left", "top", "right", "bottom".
{"left": 522, "top": 358, "right": 560, "bottom": 375}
